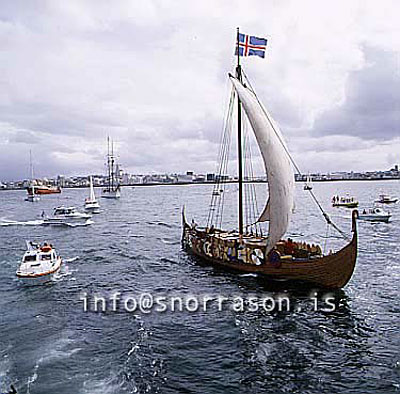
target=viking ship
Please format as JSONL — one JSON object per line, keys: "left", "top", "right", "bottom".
{"left": 182, "top": 29, "right": 358, "bottom": 289}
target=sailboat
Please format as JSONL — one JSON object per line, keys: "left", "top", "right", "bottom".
{"left": 304, "top": 174, "right": 313, "bottom": 190}
{"left": 25, "top": 150, "right": 40, "bottom": 202}
{"left": 101, "top": 137, "right": 121, "bottom": 199}
{"left": 182, "top": 29, "right": 358, "bottom": 289}
{"left": 84, "top": 176, "right": 100, "bottom": 213}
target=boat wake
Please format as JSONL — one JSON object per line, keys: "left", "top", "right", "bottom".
{"left": 161, "top": 237, "right": 180, "bottom": 245}
{"left": 27, "top": 336, "right": 82, "bottom": 393}
{"left": 63, "top": 256, "right": 80, "bottom": 263}
{"left": 0, "top": 219, "right": 44, "bottom": 227}
{"left": 64, "top": 220, "right": 94, "bottom": 227}
{"left": 146, "top": 221, "right": 176, "bottom": 228}
{"left": 0, "top": 219, "right": 94, "bottom": 227}
{"left": 53, "top": 256, "right": 80, "bottom": 282}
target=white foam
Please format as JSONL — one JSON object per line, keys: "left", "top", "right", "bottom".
{"left": 0, "top": 219, "right": 44, "bottom": 226}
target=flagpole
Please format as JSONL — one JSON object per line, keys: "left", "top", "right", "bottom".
{"left": 236, "top": 27, "right": 244, "bottom": 236}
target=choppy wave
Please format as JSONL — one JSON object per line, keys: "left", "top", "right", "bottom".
{"left": 0, "top": 182, "right": 399, "bottom": 394}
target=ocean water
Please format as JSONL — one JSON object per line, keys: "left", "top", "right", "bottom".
{"left": 0, "top": 181, "right": 399, "bottom": 394}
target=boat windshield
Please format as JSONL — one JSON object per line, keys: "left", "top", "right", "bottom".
{"left": 40, "top": 253, "right": 52, "bottom": 261}
{"left": 24, "top": 255, "right": 37, "bottom": 262}
{"left": 54, "top": 207, "right": 76, "bottom": 215}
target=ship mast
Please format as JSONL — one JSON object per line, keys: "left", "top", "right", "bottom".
{"left": 107, "top": 136, "right": 111, "bottom": 191}
{"left": 29, "top": 150, "right": 34, "bottom": 181}
{"left": 236, "top": 27, "right": 244, "bottom": 235}
{"left": 111, "top": 139, "right": 115, "bottom": 190}
{"left": 29, "top": 149, "right": 35, "bottom": 195}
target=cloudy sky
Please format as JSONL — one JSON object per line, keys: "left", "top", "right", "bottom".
{"left": 0, "top": 0, "right": 399, "bottom": 181}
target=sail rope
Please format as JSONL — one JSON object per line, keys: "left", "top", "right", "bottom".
{"left": 243, "top": 118, "right": 262, "bottom": 236}
{"left": 241, "top": 70, "right": 350, "bottom": 240}
{"left": 207, "top": 88, "right": 235, "bottom": 229}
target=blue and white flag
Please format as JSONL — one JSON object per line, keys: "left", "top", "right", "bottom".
{"left": 235, "top": 33, "right": 267, "bottom": 58}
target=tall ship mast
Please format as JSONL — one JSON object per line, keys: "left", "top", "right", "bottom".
{"left": 101, "top": 136, "right": 121, "bottom": 199}
{"left": 182, "top": 28, "right": 358, "bottom": 288}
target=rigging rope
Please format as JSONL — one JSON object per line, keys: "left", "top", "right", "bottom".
{"left": 207, "top": 87, "right": 235, "bottom": 229}
{"left": 241, "top": 70, "right": 350, "bottom": 240}
{"left": 243, "top": 117, "right": 262, "bottom": 236}
{"left": 247, "top": 125, "right": 262, "bottom": 236}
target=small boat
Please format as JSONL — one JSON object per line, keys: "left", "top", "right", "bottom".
{"left": 42, "top": 206, "right": 91, "bottom": 225}
{"left": 332, "top": 195, "right": 359, "bottom": 208}
{"left": 25, "top": 192, "right": 40, "bottom": 202}
{"left": 375, "top": 194, "right": 398, "bottom": 204}
{"left": 16, "top": 241, "right": 62, "bottom": 282}
{"left": 84, "top": 176, "right": 100, "bottom": 213}
{"left": 27, "top": 185, "right": 61, "bottom": 195}
{"left": 101, "top": 137, "right": 121, "bottom": 199}
{"left": 182, "top": 29, "right": 358, "bottom": 289}
{"left": 357, "top": 207, "right": 391, "bottom": 223}
{"left": 25, "top": 150, "right": 40, "bottom": 202}
{"left": 303, "top": 175, "right": 313, "bottom": 190}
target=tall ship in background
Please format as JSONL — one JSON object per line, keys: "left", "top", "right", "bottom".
{"left": 101, "top": 137, "right": 121, "bottom": 199}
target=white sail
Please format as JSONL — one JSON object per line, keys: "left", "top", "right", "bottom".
{"left": 88, "top": 176, "right": 96, "bottom": 202}
{"left": 229, "top": 75, "right": 295, "bottom": 254}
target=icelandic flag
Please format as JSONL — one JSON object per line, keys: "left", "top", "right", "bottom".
{"left": 235, "top": 33, "right": 267, "bottom": 58}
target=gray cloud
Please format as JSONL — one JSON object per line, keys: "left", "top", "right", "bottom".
{"left": 0, "top": 1, "right": 399, "bottom": 181}
{"left": 312, "top": 46, "right": 400, "bottom": 140}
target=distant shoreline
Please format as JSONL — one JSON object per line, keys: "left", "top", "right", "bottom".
{"left": 1, "top": 177, "right": 399, "bottom": 191}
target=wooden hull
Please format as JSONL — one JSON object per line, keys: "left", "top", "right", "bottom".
{"left": 182, "top": 211, "right": 358, "bottom": 289}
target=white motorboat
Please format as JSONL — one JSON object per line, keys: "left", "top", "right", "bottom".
{"left": 101, "top": 137, "right": 121, "bottom": 199}
{"left": 42, "top": 206, "right": 91, "bottom": 225}
{"left": 375, "top": 194, "right": 398, "bottom": 204}
{"left": 84, "top": 176, "right": 100, "bottom": 213}
{"left": 16, "top": 241, "right": 62, "bottom": 282}
{"left": 357, "top": 207, "right": 391, "bottom": 223}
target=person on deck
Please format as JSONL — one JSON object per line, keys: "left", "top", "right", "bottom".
{"left": 284, "top": 238, "right": 296, "bottom": 255}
